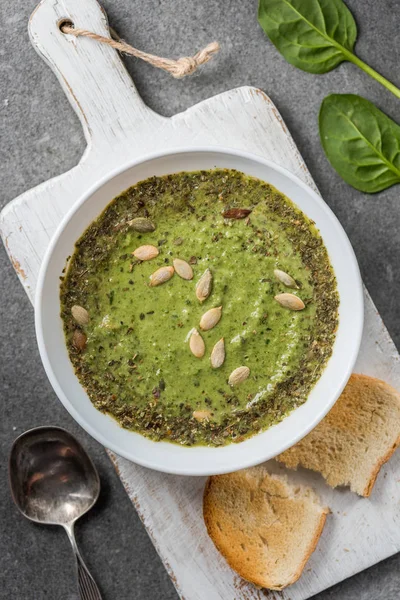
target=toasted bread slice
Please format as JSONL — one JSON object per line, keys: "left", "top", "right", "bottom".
{"left": 203, "top": 467, "right": 328, "bottom": 590}
{"left": 278, "top": 374, "right": 400, "bottom": 497}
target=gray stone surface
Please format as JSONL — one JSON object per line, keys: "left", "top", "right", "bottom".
{"left": 1, "top": 0, "right": 400, "bottom": 598}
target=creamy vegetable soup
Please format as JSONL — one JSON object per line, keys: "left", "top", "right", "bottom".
{"left": 60, "top": 169, "right": 338, "bottom": 446}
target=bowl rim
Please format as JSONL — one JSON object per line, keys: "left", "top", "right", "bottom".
{"left": 35, "top": 146, "right": 364, "bottom": 475}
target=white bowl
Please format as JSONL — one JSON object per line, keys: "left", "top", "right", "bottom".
{"left": 35, "top": 148, "right": 363, "bottom": 475}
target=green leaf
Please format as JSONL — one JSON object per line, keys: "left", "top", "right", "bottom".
{"left": 258, "top": 0, "right": 357, "bottom": 74}
{"left": 319, "top": 94, "right": 400, "bottom": 193}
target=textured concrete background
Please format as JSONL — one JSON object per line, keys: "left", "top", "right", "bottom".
{"left": 1, "top": 0, "right": 400, "bottom": 598}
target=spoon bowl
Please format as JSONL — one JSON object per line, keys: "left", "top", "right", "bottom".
{"left": 9, "top": 426, "right": 100, "bottom": 525}
{"left": 9, "top": 426, "right": 102, "bottom": 600}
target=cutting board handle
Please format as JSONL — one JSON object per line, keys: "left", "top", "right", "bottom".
{"left": 29, "top": 0, "right": 160, "bottom": 150}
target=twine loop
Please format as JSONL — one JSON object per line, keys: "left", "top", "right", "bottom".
{"left": 174, "top": 56, "right": 198, "bottom": 78}
{"left": 61, "top": 24, "right": 219, "bottom": 79}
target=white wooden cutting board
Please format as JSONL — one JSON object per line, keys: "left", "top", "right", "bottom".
{"left": 2, "top": 0, "right": 400, "bottom": 598}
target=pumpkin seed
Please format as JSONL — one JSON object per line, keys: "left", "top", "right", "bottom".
{"left": 193, "top": 410, "right": 212, "bottom": 422}
{"left": 274, "top": 269, "right": 298, "bottom": 288}
{"left": 274, "top": 293, "right": 305, "bottom": 311}
{"left": 71, "top": 305, "right": 89, "bottom": 326}
{"left": 200, "top": 306, "right": 222, "bottom": 331}
{"left": 149, "top": 266, "right": 174, "bottom": 286}
{"left": 72, "top": 330, "right": 87, "bottom": 351}
{"left": 228, "top": 366, "right": 250, "bottom": 386}
{"left": 196, "top": 268, "right": 213, "bottom": 302}
{"left": 173, "top": 258, "right": 193, "bottom": 280}
{"left": 210, "top": 338, "right": 225, "bottom": 369}
{"left": 189, "top": 329, "right": 205, "bottom": 358}
{"left": 133, "top": 245, "right": 159, "bottom": 261}
{"left": 127, "top": 217, "right": 155, "bottom": 233}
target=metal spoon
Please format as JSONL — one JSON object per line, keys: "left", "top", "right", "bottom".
{"left": 9, "top": 426, "right": 102, "bottom": 600}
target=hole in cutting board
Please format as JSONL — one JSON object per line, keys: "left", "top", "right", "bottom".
{"left": 58, "top": 18, "right": 75, "bottom": 33}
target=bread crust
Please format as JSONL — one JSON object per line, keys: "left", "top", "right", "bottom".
{"left": 363, "top": 432, "right": 400, "bottom": 496}
{"left": 203, "top": 471, "right": 328, "bottom": 590}
{"left": 278, "top": 373, "right": 400, "bottom": 497}
{"left": 358, "top": 375, "right": 400, "bottom": 496}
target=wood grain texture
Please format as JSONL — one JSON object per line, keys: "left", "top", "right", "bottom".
{"left": 1, "top": 0, "right": 400, "bottom": 599}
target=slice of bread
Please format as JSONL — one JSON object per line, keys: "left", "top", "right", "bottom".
{"left": 278, "top": 374, "right": 400, "bottom": 497}
{"left": 203, "top": 467, "right": 328, "bottom": 590}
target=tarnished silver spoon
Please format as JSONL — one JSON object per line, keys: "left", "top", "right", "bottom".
{"left": 9, "top": 426, "right": 102, "bottom": 600}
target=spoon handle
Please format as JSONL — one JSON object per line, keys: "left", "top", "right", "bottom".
{"left": 64, "top": 523, "right": 102, "bottom": 600}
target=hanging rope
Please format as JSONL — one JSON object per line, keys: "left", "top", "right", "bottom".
{"left": 61, "top": 23, "right": 220, "bottom": 79}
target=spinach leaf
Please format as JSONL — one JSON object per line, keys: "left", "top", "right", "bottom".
{"left": 258, "top": 0, "right": 357, "bottom": 74}
{"left": 258, "top": 0, "right": 400, "bottom": 98}
{"left": 319, "top": 94, "right": 400, "bottom": 193}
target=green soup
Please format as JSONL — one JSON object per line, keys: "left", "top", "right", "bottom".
{"left": 60, "top": 169, "right": 338, "bottom": 446}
